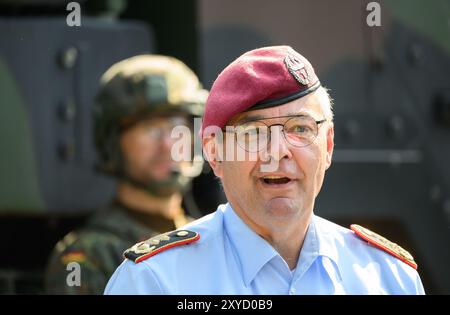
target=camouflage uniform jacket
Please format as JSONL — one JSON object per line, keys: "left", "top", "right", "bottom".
{"left": 44, "top": 201, "right": 188, "bottom": 294}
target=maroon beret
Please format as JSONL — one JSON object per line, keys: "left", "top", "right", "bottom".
{"left": 201, "top": 45, "right": 321, "bottom": 136}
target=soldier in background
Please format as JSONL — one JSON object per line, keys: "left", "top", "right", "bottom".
{"left": 44, "top": 55, "right": 208, "bottom": 294}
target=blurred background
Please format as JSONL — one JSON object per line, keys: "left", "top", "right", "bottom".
{"left": 0, "top": 0, "right": 449, "bottom": 294}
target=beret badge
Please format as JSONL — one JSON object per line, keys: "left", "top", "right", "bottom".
{"left": 284, "top": 53, "right": 310, "bottom": 85}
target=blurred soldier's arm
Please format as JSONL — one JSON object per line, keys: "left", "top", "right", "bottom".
{"left": 44, "top": 230, "right": 126, "bottom": 295}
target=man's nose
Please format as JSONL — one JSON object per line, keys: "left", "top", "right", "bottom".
{"left": 266, "top": 126, "right": 293, "bottom": 161}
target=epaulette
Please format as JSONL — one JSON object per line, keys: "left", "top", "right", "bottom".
{"left": 124, "top": 230, "right": 200, "bottom": 263}
{"left": 350, "top": 224, "right": 417, "bottom": 270}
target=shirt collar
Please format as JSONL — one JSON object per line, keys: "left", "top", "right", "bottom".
{"left": 298, "top": 215, "right": 343, "bottom": 280}
{"left": 222, "top": 203, "right": 278, "bottom": 286}
{"left": 222, "top": 204, "right": 343, "bottom": 285}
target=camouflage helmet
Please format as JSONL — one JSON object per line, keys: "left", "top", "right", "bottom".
{"left": 94, "top": 55, "right": 208, "bottom": 176}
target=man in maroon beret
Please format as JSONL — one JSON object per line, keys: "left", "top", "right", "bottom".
{"left": 106, "top": 46, "right": 424, "bottom": 295}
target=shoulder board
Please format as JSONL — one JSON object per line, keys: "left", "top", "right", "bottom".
{"left": 124, "top": 230, "right": 200, "bottom": 263}
{"left": 350, "top": 224, "right": 417, "bottom": 270}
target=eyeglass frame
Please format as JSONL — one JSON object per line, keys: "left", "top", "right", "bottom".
{"left": 223, "top": 114, "right": 327, "bottom": 152}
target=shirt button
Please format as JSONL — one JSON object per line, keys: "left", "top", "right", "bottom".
{"left": 289, "top": 287, "right": 296, "bottom": 295}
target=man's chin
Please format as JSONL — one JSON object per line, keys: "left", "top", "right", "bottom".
{"left": 264, "top": 197, "right": 300, "bottom": 218}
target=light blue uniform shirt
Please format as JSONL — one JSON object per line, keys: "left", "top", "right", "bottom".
{"left": 105, "top": 203, "right": 425, "bottom": 295}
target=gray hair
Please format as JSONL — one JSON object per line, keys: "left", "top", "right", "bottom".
{"left": 317, "top": 86, "right": 334, "bottom": 122}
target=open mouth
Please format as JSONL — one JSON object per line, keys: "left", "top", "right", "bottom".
{"left": 261, "top": 176, "right": 292, "bottom": 185}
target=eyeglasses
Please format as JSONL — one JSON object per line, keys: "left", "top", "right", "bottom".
{"left": 225, "top": 115, "right": 326, "bottom": 152}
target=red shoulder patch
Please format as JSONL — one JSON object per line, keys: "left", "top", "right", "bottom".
{"left": 124, "top": 230, "right": 200, "bottom": 263}
{"left": 350, "top": 224, "right": 417, "bottom": 270}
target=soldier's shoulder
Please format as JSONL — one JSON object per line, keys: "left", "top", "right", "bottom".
{"left": 61, "top": 225, "right": 124, "bottom": 248}
{"left": 313, "top": 216, "right": 418, "bottom": 270}
{"left": 122, "top": 209, "right": 228, "bottom": 263}
{"left": 50, "top": 225, "right": 127, "bottom": 264}
{"left": 350, "top": 224, "right": 417, "bottom": 270}
{"left": 124, "top": 229, "right": 200, "bottom": 263}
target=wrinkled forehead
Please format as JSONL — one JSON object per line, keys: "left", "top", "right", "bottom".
{"left": 228, "top": 89, "right": 327, "bottom": 125}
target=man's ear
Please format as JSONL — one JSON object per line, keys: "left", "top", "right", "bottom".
{"left": 202, "top": 135, "right": 224, "bottom": 178}
{"left": 325, "top": 123, "right": 334, "bottom": 170}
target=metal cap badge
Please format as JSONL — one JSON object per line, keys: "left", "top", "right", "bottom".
{"left": 284, "top": 52, "right": 311, "bottom": 85}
